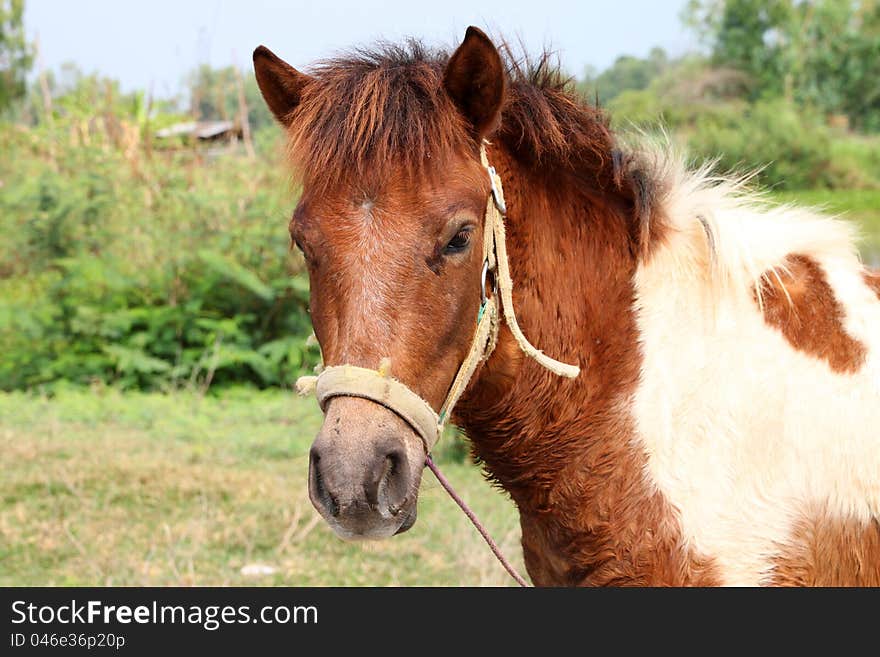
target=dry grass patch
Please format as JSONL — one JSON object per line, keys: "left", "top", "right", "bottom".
{"left": 0, "top": 388, "right": 523, "bottom": 586}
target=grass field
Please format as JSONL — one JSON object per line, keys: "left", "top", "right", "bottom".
{"left": 0, "top": 388, "right": 523, "bottom": 586}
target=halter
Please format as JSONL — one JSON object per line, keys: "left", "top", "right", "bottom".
{"left": 295, "top": 140, "right": 580, "bottom": 453}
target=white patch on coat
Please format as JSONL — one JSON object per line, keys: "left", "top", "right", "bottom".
{"left": 629, "top": 150, "right": 880, "bottom": 585}
{"left": 335, "top": 200, "right": 395, "bottom": 358}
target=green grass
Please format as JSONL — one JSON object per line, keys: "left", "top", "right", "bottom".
{"left": 770, "top": 189, "right": 880, "bottom": 262}
{"left": 0, "top": 388, "right": 523, "bottom": 586}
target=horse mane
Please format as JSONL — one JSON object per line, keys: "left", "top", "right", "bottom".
{"left": 644, "top": 148, "right": 863, "bottom": 302}
{"left": 285, "top": 37, "right": 662, "bottom": 255}
{"left": 286, "top": 40, "right": 469, "bottom": 190}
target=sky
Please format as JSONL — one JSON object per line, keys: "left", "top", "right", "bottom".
{"left": 25, "top": 0, "right": 697, "bottom": 98}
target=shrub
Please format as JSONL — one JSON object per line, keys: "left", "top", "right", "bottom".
{"left": 687, "top": 98, "right": 834, "bottom": 189}
{"left": 826, "top": 137, "right": 880, "bottom": 190}
{"left": 0, "top": 117, "right": 319, "bottom": 391}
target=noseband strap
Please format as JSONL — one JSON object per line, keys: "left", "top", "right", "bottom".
{"left": 310, "top": 364, "right": 442, "bottom": 452}
{"left": 296, "top": 141, "right": 580, "bottom": 453}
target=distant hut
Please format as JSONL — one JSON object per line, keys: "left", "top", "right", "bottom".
{"left": 155, "top": 120, "right": 243, "bottom": 150}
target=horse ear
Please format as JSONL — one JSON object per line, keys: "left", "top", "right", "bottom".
{"left": 253, "top": 45, "right": 311, "bottom": 127}
{"left": 443, "top": 26, "right": 505, "bottom": 137}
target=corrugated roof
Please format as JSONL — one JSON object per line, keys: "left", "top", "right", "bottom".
{"left": 156, "top": 120, "right": 236, "bottom": 139}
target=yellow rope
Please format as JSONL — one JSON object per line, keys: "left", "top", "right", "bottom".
{"left": 437, "top": 295, "right": 499, "bottom": 426}
{"left": 480, "top": 142, "right": 580, "bottom": 379}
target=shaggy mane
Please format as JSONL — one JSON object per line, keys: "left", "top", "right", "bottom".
{"left": 287, "top": 40, "right": 468, "bottom": 190}
{"left": 288, "top": 40, "right": 617, "bottom": 177}
{"left": 285, "top": 36, "right": 664, "bottom": 256}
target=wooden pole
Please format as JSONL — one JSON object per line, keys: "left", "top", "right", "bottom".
{"left": 35, "top": 36, "right": 53, "bottom": 119}
{"left": 232, "top": 52, "right": 256, "bottom": 158}
{"left": 34, "top": 34, "right": 57, "bottom": 170}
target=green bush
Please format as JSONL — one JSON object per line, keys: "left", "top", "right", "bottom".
{"left": 606, "top": 89, "right": 664, "bottom": 127}
{"left": 687, "top": 98, "right": 834, "bottom": 189}
{"left": 0, "top": 117, "right": 318, "bottom": 391}
{"left": 826, "top": 137, "right": 880, "bottom": 190}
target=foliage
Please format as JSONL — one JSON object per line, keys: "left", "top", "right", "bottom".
{"left": 187, "top": 63, "right": 274, "bottom": 132}
{"left": 687, "top": 98, "right": 833, "bottom": 189}
{"left": 683, "top": 0, "right": 880, "bottom": 131}
{"left": 0, "top": 0, "right": 31, "bottom": 112}
{"left": 687, "top": 98, "right": 880, "bottom": 190}
{"left": 826, "top": 136, "right": 880, "bottom": 190}
{"left": 0, "top": 72, "right": 317, "bottom": 391}
{"left": 578, "top": 47, "right": 671, "bottom": 105}
{"left": 604, "top": 54, "right": 750, "bottom": 126}
{"left": 590, "top": 24, "right": 880, "bottom": 191}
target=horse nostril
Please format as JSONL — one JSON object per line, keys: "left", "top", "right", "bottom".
{"left": 385, "top": 450, "right": 402, "bottom": 479}
{"left": 310, "top": 448, "right": 340, "bottom": 517}
{"left": 379, "top": 452, "right": 400, "bottom": 508}
{"left": 368, "top": 446, "right": 409, "bottom": 512}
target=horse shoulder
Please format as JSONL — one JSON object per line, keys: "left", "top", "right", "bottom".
{"left": 630, "top": 195, "right": 880, "bottom": 585}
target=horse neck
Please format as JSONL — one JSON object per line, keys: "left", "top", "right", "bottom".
{"left": 456, "top": 150, "right": 642, "bottom": 507}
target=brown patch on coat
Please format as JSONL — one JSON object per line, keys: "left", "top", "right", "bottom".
{"left": 769, "top": 509, "right": 880, "bottom": 586}
{"left": 755, "top": 255, "right": 867, "bottom": 374}
{"left": 865, "top": 269, "right": 880, "bottom": 300}
{"left": 455, "top": 149, "right": 718, "bottom": 586}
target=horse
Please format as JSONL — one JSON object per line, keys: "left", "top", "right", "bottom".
{"left": 253, "top": 27, "right": 880, "bottom": 586}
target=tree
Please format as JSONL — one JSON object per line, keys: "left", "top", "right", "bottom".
{"left": 578, "top": 47, "right": 670, "bottom": 104}
{"left": 683, "top": 0, "right": 793, "bottom": 96}
{"left": 0, "top": 0, "right": 32, "bottom": 112}
{"left": 684, "top": 0, "right": 880, "bottom": 131}
{"left": 798, "top": 0, "right": 880, "bottom": 131}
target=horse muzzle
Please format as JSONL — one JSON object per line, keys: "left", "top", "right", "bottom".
{"left": 307, "top": 396, "right": 425, "bottom": 540}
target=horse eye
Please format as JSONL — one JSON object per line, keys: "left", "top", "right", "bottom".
{"left": 444, "top": 228, "right": 472, "bottom": 255}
